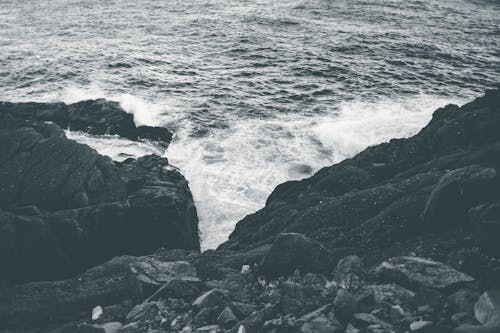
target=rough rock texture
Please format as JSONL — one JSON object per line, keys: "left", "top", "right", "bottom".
{"left": 2, "top": 90, "right": 500, "bottom": 333}
{"left": 0, "top": 99, "right": 172, "bottom": 145}
{"left": 220, "top": 89, "right": 500, "bottom": 275}
{"left": 377, "top": 256, "right": 474, "bottom": 291}
{"left": 0, "top": 102, "right": 199, "bottom": 283}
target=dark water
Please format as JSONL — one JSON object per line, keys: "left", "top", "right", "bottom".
{"left": 1, "top": 0, "right": 499, "bottom": 248}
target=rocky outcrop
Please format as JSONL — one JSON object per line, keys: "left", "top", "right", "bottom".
{"left": 0, "top": 101, "right": 199, "bottom": 283}
{"left": 220, "top": 89, "right": 500, "bottom": 274}
{"left": 0, "top": 99, "right": 172, "bottom": 145}
{"left": 2, "top": 89, "right": 500, "bottom": 333}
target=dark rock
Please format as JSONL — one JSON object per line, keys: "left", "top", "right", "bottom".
{"left": 377, "top": 256, "right": 474, "bottom": 291}
{"left": 474, "top": 290, "right": 500, "bottom": 327}
{"left": 422, "top": 165, "right": 497, "bottom": 231}
{"left": 259, "top": 233, "right": 332, "bottom": 277}
{"left": 126, "top": 302, "right": 161, "bottom": 322}
{"left": 217, "top": 306, "right": 238, "bottom": 329}
{"left": 280, "top": 282, "right": 326, "bottom": 316}
{"left": 333, "top": 288, "right": 357, "bottom": 324}
{"left": 447, "top": 289, "right": 481, "bottom": 314}
{"left": 469, "top": 201, "right": 500, "bottom": 257}
{"left": 127, "top": 259, "right": 201, "bottom": 300}
{"left": 192, "top": 289, "right": 230, "bottom": 311}
{"left": 356, "top": 284, "right": 415, "bottom": 312}
{"left": 300, "top": 314, "right": 344, "bottom": 333}
{"left": 0, "top": 99, "right": 173, "bottom": 145}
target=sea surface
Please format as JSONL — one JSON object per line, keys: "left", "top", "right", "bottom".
{"left": 1, "top": 0, "right": 499, "bottom": 249}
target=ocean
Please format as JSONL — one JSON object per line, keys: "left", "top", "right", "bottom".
{"left": 1, "top": 0, "right": 499, "bottom": 249}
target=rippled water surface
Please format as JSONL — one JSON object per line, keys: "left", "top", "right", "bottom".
{"left": 1, "top": 0, "right": 499, "bottom": 249}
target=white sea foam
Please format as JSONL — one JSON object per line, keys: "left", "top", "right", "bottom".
{"left": 62, "top": 89, "right": 467, "bottom": 251}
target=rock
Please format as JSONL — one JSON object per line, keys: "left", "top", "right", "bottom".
{"left": 280, "top": 282, "right": 326, "bottom": 316}
{"left": 352, "top": 313, "right": 388, "bottom": 328}
{"left": 120, "top": 322, "right": 140, "bottom": 333}
{"left": 78, "top": 322, "right": 123, "bottom": 333}
{"left": 447, "top": 289, "right": 481, "bottom": 314}
{"left": 195, "top": 325, "right": 221, "bottom": 332}
{"left": 453, "top": 324, "right": 500, "bottom": 333}
{"left": 450, "top": 312, "right": 475, "bottom": 326}
{"left": 128, "top": 259, "right": 201, "bottom": 300}
{"left": 356, "top": 284, "right": 415, "bottom": 312}
{"left": 0, "top": 121, "right": 199, "bottom": 283}
{"left": 377, "top": 257, "right": 474, "bottom": 291}
{"left": 422, "top": 165, "right": 497, "bottom": 230}
{"left": 259, "top": 233, "right": 332, "bottom": 277}
{"left": 126, "top": 302, "right": 161, "bottom": 322}
{"left": 333, "top": 289, "right": 357, "bottom": 324}
{"left": 334, "top": 255, "right": 366, "bottom": 290}
{"left": 192, "top": 289, "right": 230, "bottom": 310}
{"left": 469, "top": 201, "right": 500, "bottom": 257}
{"left": 217, "top": 306, "right": 238, "bottom": 329}
{"left": 474, "top": 290, "right": 500, "bottom": 327}
{"left": 301, "top": 314, "right": 344, "bottom": 333}
{"left": 409, "top": 320, "right": 435, "bottom": 332}
{"left": 92, "top": 306, "right": 104, "bottom": 321}
{"left": 0, "top": 99, "right": 173, "bottom": 145}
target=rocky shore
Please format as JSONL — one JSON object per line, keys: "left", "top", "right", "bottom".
{"left": 1, "top": 89, "right": 500, "bottom": 333}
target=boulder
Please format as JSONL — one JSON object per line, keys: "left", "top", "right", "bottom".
{"left": 377, "top": 256, "right": 474, "bottom": 291}
{"left": 422, "top": 165, "right": 497, "bottom": 231}
{"left": 259, "top": 233, "right": 332, "bottom": 277}
{"left": 474, "top": 290, "right": 500, "bottom": 328}
{"left": 128, "top": 259, "right": 201, "bottom": 300}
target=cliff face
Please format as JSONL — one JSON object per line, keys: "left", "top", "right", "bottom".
{"left": 220, "top": 88, "right": 500, "bottom": 268}
{"left": 1, "top": 90, "right": 500, "bottom": 333}
{"left": 0, "top": 100, "right": 199, "bottom": 283}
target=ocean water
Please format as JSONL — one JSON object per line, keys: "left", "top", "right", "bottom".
{"left": 1, "top": 0, "right": 499, "bottom": 249}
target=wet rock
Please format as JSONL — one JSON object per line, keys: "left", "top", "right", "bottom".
{"left": 128, "top": 259, "right": 201, "bottom": 300}
{"left": 474, "top": 290, "right": 500, "bottom": 327}
{"left": 377, "top": 257, "right": 474, "bottom": 291}
{"left": 259, "top": 233, "right": 332, "bottom": 278}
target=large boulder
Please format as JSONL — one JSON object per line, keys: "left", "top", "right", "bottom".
{"left": 0, "top": 107, "right": 199, "bottom": 283}
{"left": 259, "top": 233, "right": 332, "bottom": 278}
{"left": 422, "top": 165, "right": 498, "bottom": 231}
{"left": 377, "top": 256, "right": 474, "bottom": 292}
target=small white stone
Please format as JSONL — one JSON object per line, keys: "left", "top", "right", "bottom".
{"left": 237, "top": 325, "right": 246, "bottom": 333}
{"left": 410, "top": 320, "right": 433, "bottom": 331}
{"left": 241, "top": 265, "right": 250, "bottom": 274}
{"left": 91, "top": 305, "right": 103, "bottom": 321}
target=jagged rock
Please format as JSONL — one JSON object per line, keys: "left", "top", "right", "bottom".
{"left": 280, "top": 282, "right": 326, "bottom": 316}
{"left": 422, "top": 165, "right": 497, "bottom": 230}
{"left": 447, "top": 289, "right": 481, "bottom": 314}
{"left": 259, "top": 233, "right": 332, "bottom": 277}
{"left": 356, "top": 284, "right": 415, "bottom": 312}
{"left": 469, "top": 201, "right": 500, "bottom": 257}
{"left": 334, "top": 289, "right": 357, "bottom": 324}
{"left": 126, "top": 302, "right": 161, "bottom": 322}
{"left": 0, "top": 120, "right": 199, "bottom": 283}
{"left": 377, "top": 257, "right": 474, "bottom": 291}
{"left": 301, "top": 314, "right": 344, "bottom": 333}
{"left": 0, "top": 99, "right": 173, "bottom": 145}
{"left": 217, "top": 306, "right": 238, "bottom": 329}
{"left": 192, "top": 289, "right": 230, "bottom": 310}
{"left": 474, "top": 290, "right": 500, "bottom": 327}
{"left": 128, "top": 259, "right": 201, "bottom": 300}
